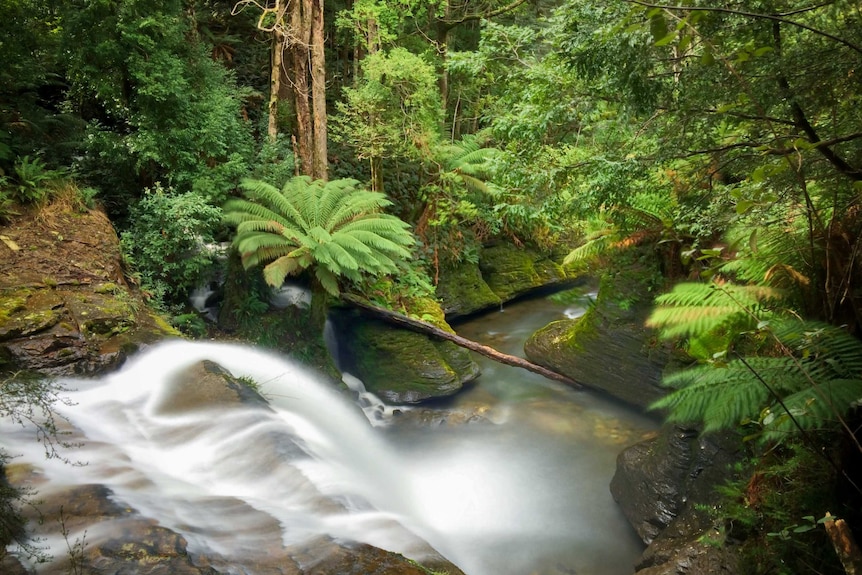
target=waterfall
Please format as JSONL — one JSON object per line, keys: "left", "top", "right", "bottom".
{"left": 2, "top": 295, "right": 657, "bottom": 575}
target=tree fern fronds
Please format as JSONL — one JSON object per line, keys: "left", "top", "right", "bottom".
{"left": 648, "top": 281, "right": 780, "bottom": 342}
{"left": 654, "top": 362, "right": 773, "bottom": 432}
{"left": 722, "top": 220, "right": 811, "bottom": 290}
{"left": 222, "top": 199, "right": 293, "bottom": 228}
{"left": 337, "top": 216, "right": 413, "bottom": 240}
{"left": 224, "top": 175, "right": 414, "bottom": 293}
{"left": 233, "top": 219, "right": 287, "bottom": 237}
{"left": 326, "top": 192, "right": 393, "bottom": 229}
{"left": 315, "top": 266, "right": 340, "bottom": 296}
{"left": 563, "top": 228, "right": 617, "bottom": 265}
{"left": 233, "top": 231, "right": 291, "bottom": 253}
{"left": 263, "top": 256, "right": 302, "bottom": 287}
{"left": 240, "top": 178, "right": 309, "bottom": 230}
{"left": 653, "top": 315, "right": 862, "bottom": 443}
{"left": 762, "top": 378, "right": 862, "bottom": 441}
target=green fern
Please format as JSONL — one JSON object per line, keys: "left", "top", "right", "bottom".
{"left": 722, "top": 216, "right": 812, "bottom": 296}
{"left": 562, "top": 225, "right": 617, "bottom": 266}
{"left": 647, "top": 281, "right": 780, "bottom": 359}
{"left": 435, "top": 134, "right": 503, "bottom": 197}
{"left": 652, "top": 314, "right": 862, "bottom": 443}
{"left": 563, "top": 190, "right": 683, "bottom": 270}
{"left": 224, "top": 176, "right": 415, "bottom": 296}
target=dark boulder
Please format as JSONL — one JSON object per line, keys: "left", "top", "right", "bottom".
{"left": 610, "top": 426, "right": 741, "bottom": 574}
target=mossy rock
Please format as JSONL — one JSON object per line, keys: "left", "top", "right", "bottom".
{"left": 436, "top": 261, "right": 501, "bottom": 319}
{"left": 335, "top": 312, "right": 480, "bottom": 404}
{"left": 63, "top": 290, "right": 136, "bottom": 336}
{"left": 524, "top": 251, "right": 669, "bottom": 409}
{"left": 479, "top": 244, "right": 569, "bottom": 302}
{"left": 0, "top": 289, "right": 62, "bottom": 341}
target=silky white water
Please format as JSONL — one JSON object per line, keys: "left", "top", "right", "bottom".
{"left": 1, "top": 292, "right": 656, "bottom": 575}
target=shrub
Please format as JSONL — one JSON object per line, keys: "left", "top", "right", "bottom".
{"left": 120, "top": 184, "right": 222, "bottom": 309}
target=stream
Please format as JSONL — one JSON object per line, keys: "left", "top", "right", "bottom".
{"left": 1, "top": 290, "right": 657, "bottom": 575}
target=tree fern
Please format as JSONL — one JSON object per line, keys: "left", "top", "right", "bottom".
{"left": 563, "top": 190, "right": 684, "bottom": 272}
{"left": 224, "top": 176, "right": 415, "bottom": 296}
{"left": 651, "top": 284, "right": 862, "bottom": 443}
{"left": 435, "top": 134, "right": 504, "bottom": 198}
{"left": 721, "top": 215, "right": 812, "bottom": 303}
{"left": 648, "top": 282, "right": 779, "bottom": 342}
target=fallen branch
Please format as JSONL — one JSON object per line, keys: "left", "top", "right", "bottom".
{"left": 342, "top": 294, "right": 582, "bottom": 389}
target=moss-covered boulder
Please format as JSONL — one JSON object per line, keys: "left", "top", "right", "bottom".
{"left": 435, "top": 262, "right": 501, "bottom": 318}
{"left": 479, "top": 243, "right": 570, "bottom": 301}
{"left": 524, "top": 253, "right": 669, "bottom": 409}
{"left": 525, "top": 306, "right": 667, "bottom": 409}
{"left": 437, "top": 244, "right": 577, "bottom": 319}
{"left": 333, "top": 310, "right": 480, "bottom": 404}
{"left": 0, "top": 206, "right": 178, "bottom": 376}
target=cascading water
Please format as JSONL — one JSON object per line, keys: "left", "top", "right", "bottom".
{"left": 2, "top": 291, "right": 656, "bottom": 575}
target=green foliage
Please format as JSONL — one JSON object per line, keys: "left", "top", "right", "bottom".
{"left": 171, "top": 313, "right": 208, "bottom": 338}
{"left": 223, "top": 176, "right": 415, "bottom": 296}
{"left": 647, "top": 282, "right": 778, "bottom": 357}
{"left": 250, "top": 135, "right": 297, "bottom": 187}
{"left": 650, "top": 282, "right": 862, "bottom": 442}
{"left": 10, "top": 156, "right": 66, "bottom": 204}
{"left": 333, "top": 48, "right": 442, "bottom": 163}
{"left": 705, "top": 442, "right": 845, "bottom": 574}
{"left": 121, "top": 184, "right": 222, "bottom": 308}
{"left": 419, "top": 134, "right": 509, "bottom": 261}
{"left": 64, "top": 0, "right": 253, "bottom": 212}
{"left": 0, "top": 188, "right": 15, "bottom": 222}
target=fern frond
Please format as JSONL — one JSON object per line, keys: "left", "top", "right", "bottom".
{"left": 327, "top": 191, "right": 392, "bottom": 229}
{"left": 225, "top": 175, "right": 414, "bottom": 292}
{"left": 223, "top": 199, "right": 293, "bottom": 229}
{"left": 763, "top": 378, "right": 862, "bottom": 441}
{"left": 648, "top": 282, "right": 780, "bottom": 341}
{"left": 721, "top": 219, "right": 810, "bottom": 294}
{"left": 240, "top": 179, "right": 308, "bottom": 230}
{"left": 563, "top": 228, "right": 617, "bottom": 265}
{"left": 653, "top": 316, "right": 862, "bottom": 442}
{"left": 655, "top": 362, "right": 773, "bottom": 431}
{"left": 316, "top": 266, "right": 340, "bottom": 296}
{"left": 262, "top": 255, "right": 304, "bottom": 287}
{"left": 316, "top": 178, "right": 359, "bottom": 227}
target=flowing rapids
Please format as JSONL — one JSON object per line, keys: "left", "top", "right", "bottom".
{"left": 1, "top": 294, "right": 657, "bottom": 575}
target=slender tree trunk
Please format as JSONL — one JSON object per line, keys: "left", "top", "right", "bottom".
{"left": 267, "top": 30, "right": 285, "bottom": 143}
{"left": 437, "top": 12, "right": 451, "bottom": 111}
{"left": 311, "top": 0, "right": 328, "bottom": 181}
{"left": 370, "top": 156, "right": 384, "bottom": 193}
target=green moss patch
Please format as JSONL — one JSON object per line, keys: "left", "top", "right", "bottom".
{"left": 0, "top": 289, "right": 63, "bottom": 341}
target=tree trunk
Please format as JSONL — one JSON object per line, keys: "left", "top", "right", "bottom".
{"left": 267, "top": 30, "right": 285, "bottom": 143}
{"left": 291, "top": 0, "right": 314, "bottom": 175}
{"left": 824, "top": 513, "right": 862, "bottom": 575}
{"left": 311, "top": 0, "right": 328, "bottom": 181}
{"left": 437, "top": 10, "right": 451, "bottom": 111}
{"left": 369, "top": 156, "right": 384, "bottom": 193}
{"left": 342, "top": 295, "right": 582, "bottom": 389}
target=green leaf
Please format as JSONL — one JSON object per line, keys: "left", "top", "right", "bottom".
{"left": 655, "top": 32, "right": 677, "bottom": 47}
{"left": 650, "top": 13, "right": 669, "bottom": 43}
{"left": 735, "top": 200, "right": 754, "bottom": 214}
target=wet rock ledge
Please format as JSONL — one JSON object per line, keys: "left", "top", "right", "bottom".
{"left": 0, "top": 207, "right": 176, "bottom": 376}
